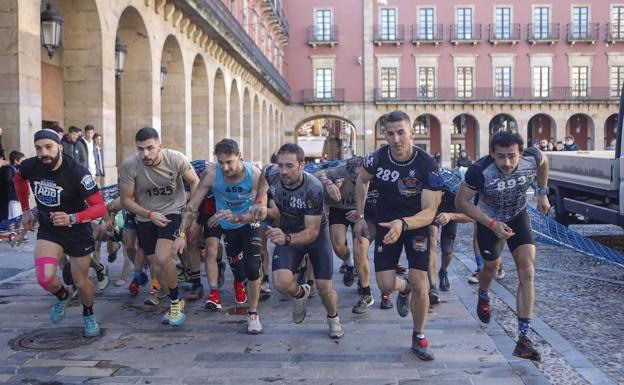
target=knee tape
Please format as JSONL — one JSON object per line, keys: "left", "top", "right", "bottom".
{"left": 36, "top": 256, "right": 58, "bottom": 291}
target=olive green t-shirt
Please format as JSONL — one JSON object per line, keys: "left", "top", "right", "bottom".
{"left": 119, "top": 149, "right": 191, "bottom": 222}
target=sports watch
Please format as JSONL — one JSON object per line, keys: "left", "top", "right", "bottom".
{"left": 536, "top": 187, "right": 549, "bottom": 196}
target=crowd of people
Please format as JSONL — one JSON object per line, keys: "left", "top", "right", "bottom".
{"left": 3, "top": 109, "right": 551, "bottom": 364}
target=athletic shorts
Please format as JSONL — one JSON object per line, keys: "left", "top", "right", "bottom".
{"left": 198, "top": 213, "right": 223, "bottom": 240}
{"left": 440, "top": 221, "right": 458, "bottom": 256}
{"left": 477, "top": 209, "right": 534, "bottom": 261}
{"left": 272, "top": 226, "right": 333, "bottom": 280}
{"left": 124, "top": 212, "right": 137, "bottom": 231}
{"left": 328, "top": 207, "right": 354, "bottom": 228}
{"left": 37, "top": 222, "right": 94, "bottom": 258}
{"left": 222, "top": 224, "right": 263, "bottom": 281}
{"left": 136, "top": 214, "right": 181, "bottom": 256}
{"left": 374, "top": 226, "right": 430, "bottom": 272}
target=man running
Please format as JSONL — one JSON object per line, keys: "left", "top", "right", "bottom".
{"left": 455, "top": 131, "right": 549, "bottom": 362}
{"left": 353, "top": 110, "right": 443, "bottom": 360}
{"left": 252, "top": 143, "right": 344, "bottom": 339}
{"left": 13, "top": 129, "right": 106, "bottom": 337}
{"left": 173, "top": 139, "right": 264, "bottom": 334}
{"left": 119, "top": 127, "right": 199, "bottom": 326}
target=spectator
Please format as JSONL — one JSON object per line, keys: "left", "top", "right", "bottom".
{"left": 555, "top": 141, "right": 564, "bottom": 151}
{"left": 61, "top": 126, "right": 88, "bottom": 168}
{"left": 455, "top": 149, "right": 472, "bottom": 168}
{"left": 49, "top": 124, "right": 64, "bottom": 140}
{"left": 6, "top": 151, "right": 24, "bottom": 220}
{"left": 83, "top": 124, "right": 97, "bottom": 176}
{"left": 539, "top": 139, "right": 549, "bottom": 151}
{"left": 564, "top": 136, "right": 580, "bottom": 151}
{"left": 606, "top": 138, "right": 617, "bottom": 151}
{"left": 93, "top": 133, "right": 105, "bottom": 186}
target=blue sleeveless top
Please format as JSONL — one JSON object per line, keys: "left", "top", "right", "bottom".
{"left": 213, "top": 162, "right": 254, "bottom": 229}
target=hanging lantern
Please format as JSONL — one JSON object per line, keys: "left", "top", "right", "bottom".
{"left": 115, "top": 39, "right": 128, "bottom": 77}
{"left": 41, "top": 2, "right": 63, "bottom": 59}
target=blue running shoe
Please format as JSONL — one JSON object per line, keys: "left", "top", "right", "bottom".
{"left": 162, "top": 300, "right": 186, "bottom": 326}
{"left": 83, "top": 315, "right": 101, "bottom": 338}
{"left": 50, "top": 290, "right": 72, "bottom": 324}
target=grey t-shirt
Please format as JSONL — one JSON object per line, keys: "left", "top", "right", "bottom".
{"left": 324, "top": 165, "right": 357, "bottom": 210}
{"left": 265, "top": 165, "right": 327, "bottom": 234}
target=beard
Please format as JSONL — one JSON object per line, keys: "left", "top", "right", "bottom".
{"left": 40, "top": 152, "right": 61, "bottom": 171}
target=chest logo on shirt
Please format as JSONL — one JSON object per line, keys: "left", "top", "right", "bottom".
{"left": 81, "top": 175, "right": 96, "bottom": 190}
{"left": 33, "top": 180, "right": 63, "bottom": 207}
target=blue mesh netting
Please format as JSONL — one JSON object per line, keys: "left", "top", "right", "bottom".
{"left": 2, "top": 158, "right": 623, "bottom": 268}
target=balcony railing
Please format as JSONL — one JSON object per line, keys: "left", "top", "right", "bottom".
{"left": 527, "top": 23, "right": 560, "bottom": 44}
{"left": 566, "top": 23, "right": 599, "bottom": 44}
{"left": 182, "top": 0, "right": 291, "bottom": 102}
{"left": 307, "top": 25, "right": 339, "bottom": 47}
{"left": 301, "top": 88, "right": 345, "bottom": 104}
{"left": 374, "top": 87, "right": 616, "bottom": 103}
{"left": 488, "top": 23, "right": 521, "bottom": 44}
{"left": 606, "top": 23, "right": 624, "bottom": 44}
{"left": 450, "top": 24, "right": 482, "bottom": 44}
{"left": 373, "top": 24, "right": 405, "bottom": 45}
{"left": 262, "top": 0, "right": 289, "bottom": 39}
{"left": 411, "top": 24, "right": 444, "bottom": 45}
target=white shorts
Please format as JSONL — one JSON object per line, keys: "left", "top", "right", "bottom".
{"left": 8, "top": 200, "right": 22, "bottom": 220}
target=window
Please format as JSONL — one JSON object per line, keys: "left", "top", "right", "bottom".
{"left": 571, "top": 66, "right": 588, "bottom": 97}
{"left": 610, "top": 66, "right": 624, "bottom": 97}
{"left": 572, "top": 6, "right": 589, "bottom": 39}
{"left": 413, "top": 116, "right": 430, "bottom": 136}
{"left": 457, "top": 67, "right": 473, "bottom": 98}
{"left": 380, "top": 8, "right": 397, "bottom": 40}
{"left": 457, "top": 7, "right": 473, "bottom": 39}
{"left": 450, "top": 143, "right": 462, "bottom": 162}
{"left": 315, "top": 68, "right": 332, "bottom": 99}
{"left": 380, "top": 67, "right": 398, "bottom": 98}
{"left": 315, "top": 9, "right": 332, "bottom": 41}
{"left": 611, "top": 6, "right": 624, "bottom": 39}
{"left": 533, "top": 66, "right": 550, "bottom": 98}
{"left": 495, "top": 7, "right": 511, "bottom": 39}
{"left": 419, "top": 8, "right": 435, "bottom": 39}
{"left": 533, "top": 7, "right": 550, "bottom": 39}
{"left": 495, "top": 66, "right": 512, "bottom": 98}
{"left": 418, "top": 67, "right": 435, "bottom": 98}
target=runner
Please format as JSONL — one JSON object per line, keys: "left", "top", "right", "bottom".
{"left": 353, "top": 110, "right": 443, "bottom": 360}
{"left": 455, "top": 130, "right": 549, "bottom": 362}
{"left": 13, "top": 129, "right": 106, "bottom": 337}
{"left": 119, "top": 127, "right": 199, "bottom": 326}
{"left": 252, "top": 143, "right": 344, "bottom": 339}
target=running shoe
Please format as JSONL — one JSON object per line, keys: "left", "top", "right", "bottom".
{"left": 144, "top": 289, "right": 160, "bottom": 306}
{"left": 468, "top": 270, "right": 480, "bottom": 284}
{"left": 411, "top": 338, "right": 435, "bottom": 361}
{"left": 247, "top": 313, "right": 263, "bottom": 334}
{"left": 83, "top": 315, "right": 101, "bottom": 338}
{"left": 96, "top": 264, "right": 109, "bottom": 291}
{"left": 186, "top": 284, "right": 204, "bottom": 301}
{"left": 352, "top": 294, "right": 374, "bottom": 314}
{"left": 477, "top": 296, "right": 491, "bottom": 324}
{"left": 162, "top": 299, "right": 186, "bottom": 326}
{"left": 139, "top": 269, "right": 149, "bottom": 286}
{"left": 343, "top": 266, "right": 355, "bottom": 287}
{"left": 205, "top": 290, "right": 222, "bottom": 310}
{"left": 429, "top": 287, "right": 440, "bottom": 305}
{"left": 177, "top": 269, "right": 191, "bottom": 283}
{"left": 438, "top": 269, "right": 450, "bottom": 291}
{"left": 380, "top": 293, "right": 393, "bottom": 309}
{"left": 107, "top": 242, "right": 121, "bottom": 263}
{"left": 50, "top": 290, "right": 72, "bottom": 323}
{"left": 339, "top": 261, "right": 348, "bottom": 274}
{"left": 496, "top": 268, "right": 506, "bottom": 280}
{"left": 292, "top": 284, "right": 310, "bottom": 324}
{"left": 512, "top": 337, "right": 541, "bottom": 363}
{"left": 395, "top": 263, "right": 406, "bottom": 274}
{"left": 396, "top": 279, "right": 411, "bottom": 318}
{"left": 217, "top": 261, "right": 226, "bottom": 289}
{"left": 308, "top": 283, "right": 316, "bottom": 298}
{"left": 234, "top": 281, "right": 247, "bottom": 304}
{"left": 327, "top": 316, "right": 344, "bottom": 339}
{"left": 260, "top": 280, "right": 272, "bottom": 294}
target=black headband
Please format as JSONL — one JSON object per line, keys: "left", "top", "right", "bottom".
{"left": 34, "top": 129, "right": 61, "bottom": 144}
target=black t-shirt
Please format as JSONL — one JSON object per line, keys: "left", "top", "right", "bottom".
{"left": 18, "top": 154, "right": 99, "bottom": 230}
{"left": 438, "top": 187, "right": 457, "bottom": 214}
{"left": 464, "top": 147, "right": 541, "bottom": 222}
{"left": 363, "top": 145, "right": 443, "bottom": 223}
{"left": 364, "top": 178, "right": 379, "bottom": 216}
{"left": 265, "top": 165, "right": 327, "bottom": 234}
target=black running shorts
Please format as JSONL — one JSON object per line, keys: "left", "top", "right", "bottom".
{"left": 272, "top": 227, "right": 333, "bottom": 280}
{"left": 37, "top": 222, "right": 94, "bottom": 258}
{"left": 374, "top": 226, "right": 430, "bottom": 272}
{"left": 136, "top": 214, "right": 181, "bottom": 256}
{"left": 477, "top": 209, "right": 534, "bottom": 261}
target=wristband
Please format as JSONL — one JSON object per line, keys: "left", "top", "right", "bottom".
{"left": 253, "top": 199, "right": 263, "bottom": 204}
{"left": 487, "top": 219, "right": 497, "bottom": 230}
{"left": 147, "top": 211, "right": 153, "bottom": 219}
{"left": 322, "top": 179, "right": 333, "bottom": 186}
{"left": 235, "top": 214, "right": 243, "bottom": 223}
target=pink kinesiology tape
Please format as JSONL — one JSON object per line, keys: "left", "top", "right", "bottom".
{"left": 35, "top": 256, "right": 58, "bottom": 291}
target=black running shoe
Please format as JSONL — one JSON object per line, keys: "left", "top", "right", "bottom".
{"left": 396, "top": 279, "right": 411, "bottom": 318}
{"left": 428, "top": 288, "right": 440, "bottom": 305}
{"left": 438, "top": 269, "right": 450, "bottom": 291}
{"left": 477, "top": 296, "right": 491, "bottom": 324}
{"left": 351, "top": 295, "right": 374, "bottom": 314}
{"left": 512, "top": 337, "right": 541, "bottom": 363}
{"left": 339, "top": 261, "right": 347, "bottom": 274}
{"left": 411, "top": 338, "right": 435, "bottom": 361}
{"left": 343, "top": 266, "right": 355, "bottom": 287}
{"left": 380, "top": 294, "right": 393, "bottom": 309}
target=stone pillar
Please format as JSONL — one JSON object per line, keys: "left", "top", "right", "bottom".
{"left": 362, "top": 0, "right": 375, "bottom": 154}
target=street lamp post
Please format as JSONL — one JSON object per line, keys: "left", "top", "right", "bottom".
{"left": 40, "top": 2, "right": 63, "bottom": 59}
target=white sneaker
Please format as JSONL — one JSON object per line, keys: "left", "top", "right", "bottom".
{"left": 96, "top": 264, "right": 109, "bottom": 291}
{"left": 260, "top": 281, "right": 272, "bottom": 294}
{"left": 293, "top": 284, "right": 310, "bottom": 324}
{"left": 328, "top": 315, "right": 344, "bottom": 339}
{"left": 247, "top": 313, "right": 263, "bottom": 334}
{"left": 496, "top": 268, "right": 506, "bottom": 280}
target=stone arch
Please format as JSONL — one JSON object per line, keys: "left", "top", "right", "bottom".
{"left": 528, "top": 113, "right": 556, "bottom": 146}
{"left": 413, "top": 114, "right": 441, "bottom": 155}
{"left": 451, "top": 113, "right": 479, "bottom": 160}
{"left": 160, "top": 35, "right": 186, "bottom": 153}
{"left": 566, "top": 113, "right": 595, "bottom": 150}
{"left": 230, "top": 79, "right": 241, "bottom": 145}
{"left": 214, "top": 69, "right": 227, "bottom": 143}
{"left": 242, "top": 88, "right": 252, "bottom": 161}
{"left": 295, "top": 115, "right": 357, "bottom": 160}
{"left": 191, "top": 54, "right": 209, "bottom": 160}
{"left": 115, "top": 6, "right": 153, "bottom": 166}
{"left": 488, "top": 114, "right": 518, "bottom": 136}
{"left": 605, "top": 113, "right": 618, "bottom": 149}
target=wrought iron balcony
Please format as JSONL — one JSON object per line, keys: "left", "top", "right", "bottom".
{"left": 605, "top": 23, "right": 624, "bottom": 44}
{"left": 566, "top": 23, "right": 599, "bottom": 44}
{"left": 488, "top": 23, "right": 521, "bottom": 45}
{"left": 373, "top": 25, "right": 405, "bottom": 45}
{"left": 450, "top": 24, "right": 482, "bottom": 44}
{"left": 307, "top": 26, "right": 339, "bottom": 47}
{"left": 527, "top": 23, "right": 560, "bottom": 44}
{"left": 301, "top": 89, "right": 345, "bottom": 104}
{"left": 411, "top": 24, "right": 444, "bottom": 45}
{"left": 261, "top": 0, "right": 289, "bottom": 40}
